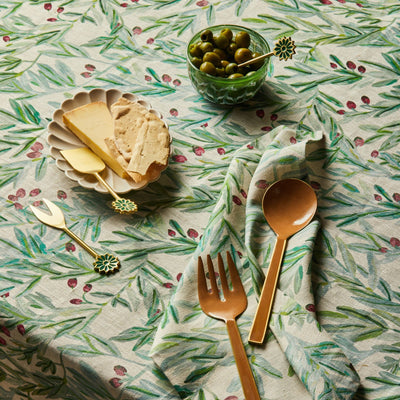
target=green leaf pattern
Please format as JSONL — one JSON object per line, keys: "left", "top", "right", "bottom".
{"left": 0, "top": 1, "right": 399, "bottom": 399}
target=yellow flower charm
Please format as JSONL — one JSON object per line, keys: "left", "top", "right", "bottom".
{"left": 93, "top": 254, "right": 120, "bottom": 274}
{"left": 273, "top": 37, "right": 296, "bottom": 61}
{"left": 112, "top": 198, "right": 138, "bottom": 214}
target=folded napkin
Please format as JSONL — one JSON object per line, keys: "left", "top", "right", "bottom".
{"left": 151, "top": 126, "right": 360, "bottom": 399}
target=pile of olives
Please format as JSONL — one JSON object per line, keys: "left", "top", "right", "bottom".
{"left": 189, "top": 27, "right": 264, "bottom": 79}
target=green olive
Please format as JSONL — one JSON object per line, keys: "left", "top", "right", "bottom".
{"left": 189, "top": 43, "right": 203, "bottom": 58}
{"left": 216, "top": 67, "right": 225, "bottom": 77}
{"left": 191, "top": 57, "right": 203, "bottom": 68}
{"left": 225, "top": 62, "right": 238, "bottom": 75}
{"left": 199, "top": 41, "right": 214, "bottom": 54}
{"left": 220, "top": 59, "right": 229, "bottom": 69}
{"left": 213, "top": 34, "right": 229, "bottom": 50}
{"left": 200, "top": 61, "right": 217, "bottom": 76}
{"left": 234, "top": 47, "right": 252, "bottom": 64}
{"left": 220, "top": 28, "right": 233, "bottom": 42}
{"left": 235, "top": 31, "right": 251, "bottom": 48}
{"left": 228, "top": 73, "right": 244, "bottom": 79}
{"left": 226, "top": 42, "right": 238, "bottom": 56}
{"left": 203, "top": 51, "right": 221, "bottom": 66}
{"left": 250, "top": 52, "right": 265, "bottom": 70}
{"left": 200, "top": 29, "right": 213, "bottom": 42}
{"left": 214, "top": 48, "right": 227, "bottom": 60}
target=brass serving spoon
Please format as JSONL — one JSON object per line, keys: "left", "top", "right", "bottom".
{"left": 60, "top": 148, "right": 138, "bottom": 215}
{"left": 238, "top": 36, "right": 296, "bottom": 68}
{"left": 248, "top": 178, "right": 317, "bottom": 344}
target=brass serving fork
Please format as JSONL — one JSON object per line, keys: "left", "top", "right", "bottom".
{"left": 198, "top": 252, "right": 260, "bottom": 400}
{"left": 30, "top": 198, "right": 120, "bottom": 274}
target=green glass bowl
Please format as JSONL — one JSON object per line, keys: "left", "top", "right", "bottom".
{"left": 186, "top": 25, "right": 272, "bottom": 105}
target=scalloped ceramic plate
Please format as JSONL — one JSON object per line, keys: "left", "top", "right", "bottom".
{"left": 48, "top": 88, "right": 170, "bottom": 194}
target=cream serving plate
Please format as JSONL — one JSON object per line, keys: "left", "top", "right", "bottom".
{"left": 47, "top": 88, "right": 170, "bottom": 194}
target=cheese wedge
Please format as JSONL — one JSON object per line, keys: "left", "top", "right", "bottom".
{"left": 62, "top": 102, "right": 128, "bottom": 179}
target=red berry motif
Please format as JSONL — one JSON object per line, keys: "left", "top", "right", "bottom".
{"left": 255, "top": 180, "right": 268, "bottom": 189}
{"left": 162, "top": 74, "right": 172, "bottom": 82}
{"left": 232, "top": 195, "right": 242, "bottom": 205}
{"left": 347, "top": 101, "right": 356, "bottom": 109}
{"left": 172, "top": 154, "right": 187, "bottom": 163}
{"left": 109, "top": 377, "right": 122, "bottom": 388}
{"left": 371, "top": 150, "right": 379, "bottom": 158}
{"left": 361, "top": 96, "right": 370, "bottom": 104}
{"left": 330, "top": 63, "right": 337, "bottom": 69}
{"left": 17, "top": 324, "right": 25, "bottom": 335}
{"left": 217, "top": 148, "right": 225, "bottom": 155}
{"left": 194, "top": 147, "right": 205, "bottom": 156}
{"left": 346, "top": 61, "right": 356, "bottom": 70}
{"left": 83, "top": 284, "right": 92, "bottom": 292}
{"left": 29, "top": 188, "right": 41, "bottom": 197}
{"left": 374, "top": 194, "right": 382, "bottom": 201}
{"left": 256, "top": 109, "right": 265, "bottom": 118}
{"left": 44, "top": 3, "right": 52, "bottom": 10}
{"left": 354, "top": 137, "right": 364, "bottom": 146}
{"left": 390, "top": 237, "right": 400, "bottom": 247}
{"left": 306, "top": 304, "right": 316, "bottom": 312}
{"left": 168, "top": 229, "right": 176, "bottom": 237}
{"left": 187, "top": 228, "right": 199, "bottom": 238}
{"left": 70, "top": 299, "right": 83, "bottom": 305}
{"left": 270, "top": 113, "right": 278, "bottom": 121}
{"left": 114, "top": 365, "right": 127, "bottom": 376}
{"left": 393, "top": 193, "right": 400, "bottom": 202}
{"left": 67, "top": 278, "right": 77, "bottom": 288}
{"left": 358, "top": 66, "right": 366, "bottom": 73}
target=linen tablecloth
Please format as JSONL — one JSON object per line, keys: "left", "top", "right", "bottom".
{"left": 0, "top": 1, "right": 399, "bottom": 399}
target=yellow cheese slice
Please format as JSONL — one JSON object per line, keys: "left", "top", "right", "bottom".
{"left": 62, "top": 102, "right": 128, "bottom": 179}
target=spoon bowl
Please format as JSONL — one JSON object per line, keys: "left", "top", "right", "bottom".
{"left": 248, "top": 178, "right": 317, "bottom": 344}
{"left": 263, "top": 178, "right": 317, "bottom": 239}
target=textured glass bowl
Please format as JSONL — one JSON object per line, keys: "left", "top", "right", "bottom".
{"left": 186, "top": 25, "right": 272, "bottom": 105}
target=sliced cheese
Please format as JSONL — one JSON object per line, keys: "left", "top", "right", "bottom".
{"left": 107, "top": 97, "right": 170, "bottom": 182}
{"left": 62, "top": 102, "right": 128, "bottom": 179}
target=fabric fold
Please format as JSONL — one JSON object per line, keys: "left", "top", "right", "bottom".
{"left": 150, "top": 127, "right": 360, "bottom": 399}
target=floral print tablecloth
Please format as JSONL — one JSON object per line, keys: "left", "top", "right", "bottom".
{"left": 0, "top": 1, "right": 399, "bottom": 399}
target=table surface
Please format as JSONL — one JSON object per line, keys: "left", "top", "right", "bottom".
{"left": 1, "top": 1, "right": 399, "bottom": 399}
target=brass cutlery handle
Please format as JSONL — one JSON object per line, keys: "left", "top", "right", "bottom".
{"left": 63, "top": 226, "right": 120, "bottom": 274}
{"left": 94, "top": 172, "right": 138, "bottom": 214}
{"left": 63, "top": 226, "right": 98, "bottom": 258}
{"left": 249, "top": 237, "right": 287, "bottom": 344}
{"left": 227, "top": 319, "right": 260, "bottom": 400}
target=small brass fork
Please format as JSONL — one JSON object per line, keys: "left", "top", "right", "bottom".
{"left": 198, "top": 252, "right": 260, "bottom": 400}
{"left": 30, "top": 198, "right": 120, "bottom": 274}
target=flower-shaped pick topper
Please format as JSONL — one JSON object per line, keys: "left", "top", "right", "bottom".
{"left": 237, "top": 36, "right": 296, "bottom": 68}
{"left": 273, "top": 36, "right": 296, "bottom": 61}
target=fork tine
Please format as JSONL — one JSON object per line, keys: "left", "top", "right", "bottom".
{"left": 217, "top": 253, "right": 230, "bottom": 298}
{"left": 206, "top": 254, "right": 219, "bottom": 294}
{"left": 197, "top": 256, "right": 209, "bottom": 304}
{"left": 226, "top": 251, "right": 246, "bottom": 296}
{"left": 30, "top": 198, "right": 65, "bottom": 227}
{"left": 42, "top": 199, "right": 65, "bottom": 221}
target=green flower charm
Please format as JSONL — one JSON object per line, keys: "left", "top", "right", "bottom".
{"left": 93, "top": 253, "right": 120, "bottom": 274}
{"left": 273, "top": 37, "right": 296, "bottom": 61}
{"left": 112, "top": 198, "right": 138, "bottom": 214}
